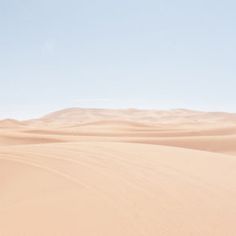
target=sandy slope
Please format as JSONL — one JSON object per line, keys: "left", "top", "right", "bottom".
{"left": 1, "top": 142, "right": 236, "bottom": 235}
{"left": 1, "top": 108, "right": 236, "bottom": 235}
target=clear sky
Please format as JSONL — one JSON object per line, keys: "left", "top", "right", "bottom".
{"left": 0, "top": 0, "right": 236, "bottom": 119}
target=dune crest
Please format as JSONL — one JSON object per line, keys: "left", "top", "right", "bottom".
{"left": 39, "top": 107, "right": 236, "bottom": 126}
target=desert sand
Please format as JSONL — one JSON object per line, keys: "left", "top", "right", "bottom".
{"left": 1, "top": 108, "right": 236, "bottom": 235}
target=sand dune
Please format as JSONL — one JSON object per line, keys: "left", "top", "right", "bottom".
{"left": 1, "top": 142, "right": 236, "bottom": 235}
{"left": 1, "top": 108, "right": 236, "bottom": 235}
{"left": 0, "top": 119, "right": 26, "bottom": 129}
{"left": 40, "top": 108, "right": 236, "bottom": 126}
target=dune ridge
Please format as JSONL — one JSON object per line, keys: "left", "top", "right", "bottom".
{"left": 39, "top": 108, "right": 236, "bottom": 126}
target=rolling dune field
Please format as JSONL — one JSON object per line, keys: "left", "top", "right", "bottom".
{"left": 1, "top": 108, "right": 236, "bottom": 235}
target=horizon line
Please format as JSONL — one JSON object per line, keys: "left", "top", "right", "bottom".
{"left": 1, "top": 106, "right": 236, "bottom": 122}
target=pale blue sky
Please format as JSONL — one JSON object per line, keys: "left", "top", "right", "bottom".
{"left": 0, "top": 0, "right": 236, "bottom": 119}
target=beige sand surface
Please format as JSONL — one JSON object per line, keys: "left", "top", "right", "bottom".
{"left": 1, "top": 108, "right": 236, "bottom": 235}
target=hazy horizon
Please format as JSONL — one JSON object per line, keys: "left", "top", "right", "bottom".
{"left": 1, "top": 106, "right": 236, "bottom": 121}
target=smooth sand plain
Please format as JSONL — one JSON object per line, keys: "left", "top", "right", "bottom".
{"left": 1, "top": 108, "right": 236, "bottom": 235}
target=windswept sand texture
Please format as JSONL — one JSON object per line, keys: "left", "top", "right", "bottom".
{"left": 1, "top": 108, "right": 236, "bottom": 235}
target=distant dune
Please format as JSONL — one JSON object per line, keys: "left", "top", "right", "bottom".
{"left": 0, "top": 119, "right": 26, "bottom": 128}
{"left": 1, "top": 108, "right": 236, "bottom": 235}
{"left": 40, "top": 107, "right": 236, "bottom": 126}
